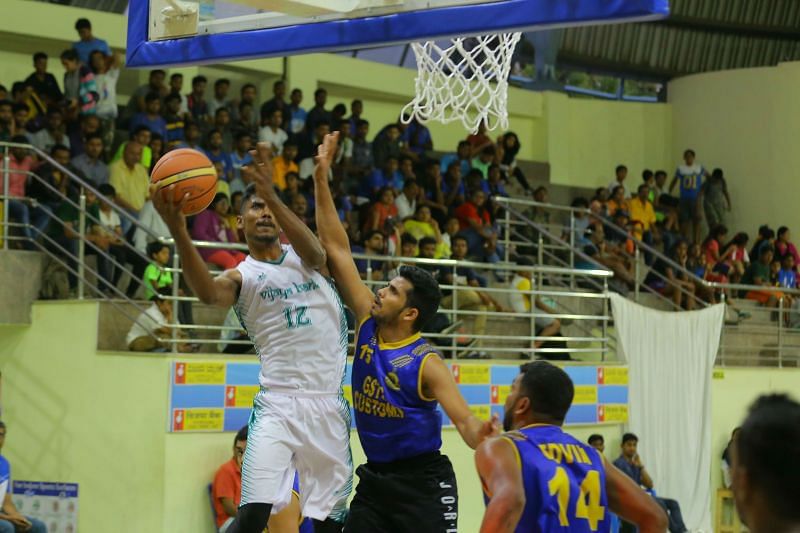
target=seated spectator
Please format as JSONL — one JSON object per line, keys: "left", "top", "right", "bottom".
{"left": 455, "top": 189, "right": 500, "bottom": 262}
{"left": 562, "top": 197, "right": 590, "bottom": 245}
{"left": 721, "top": 232, "right": 750, "bottom": 283}
{"left": 163, "top": 94, "right": 186, "bottom": 148}
{"left": 179, "top": 122, "right": 203, "bottom": 152}
{"left": 25, "top": 52, "right": 63, "bottom": 109}
{"left": 69, "top": 113, "right": 101, "bottom": 158}
{"left": 187, "top": 75, "right": 210, "bottom": 125}
{"left": 280, "top": 172, "right": 301, "bottom": 205}
{"left": 71, "top": 132, "right": 108, "bottom": 185}
{"left": 334, "top": 120, "right": 354, "bottom": 171}
{"left": 349, "top": 119, "right": 374, "bottom": 181}
{"left": 778, "top": 254, "right": 796, "bottom": 290}
{"left": 208, "top": 78, "right": 231, "bottom": 118}
{"left": 362, "top": 157, "right": 402, "bottom": 199}
{"left": 401, "top": 115, "right": 432, "bottom": 159}
{"left": 720, "top": 427, "right": 740, "bottom": 489}
{"left": 191, "top": 193, "right": 246, "bottom": 270}
{"left": 508, "top": 256, "right": 563, "bottom": 350}
{"left": 88, "top": 50, "right": 119, "bottom": 149}
{"left": 774, "top": 226, "right": 800, "bottom": 267}
{"left": 470, "top": 145, "right": 495, "bottom": 179}
{"left": 440, "top": 217, "right": 460, "bottom": 260}
{"left": 363, "top": 187, "right": 398, "bottom": 234}
{"left": 646, "top": 240, "right": 696, "bottom": 310}
{"left": 742, "top": 246, "right": 784, "bottom": 309}
{"left": 109, "top": 141, "right": 150, "bottom": 227}
{"left": 271, "top": 141, "right": 298, "bottom": 191}
{"left": 749, "top": 224, "right": 774, "bottom": 261}
{"left": 587, "top": 434, "right": 605, "bottom": 454}
{"left": 258, "top": 109, "right": 288, "bottom": 154}
{"left": 385, "top": 233, "right": 419, "bottom": 280}
{"left": 297, "top": 121, "right": 330, "bottom": 166}
{"left": 0, "top": 422, "right": 48, "bottom": 533}
{"left": 702, "top": 224, "right": 730, "bottom": 277}
{"left": 289, "top": 192, "right": 313, "bottom": 230}
{"left": 126, "top": 287, "right": 189, "bottom": 352}
{"left": 130, "top": 92, "right": 167, "bottom": 146}
{"left": 4, "top": 138, "right": 49, "bottom": 249}
{"left": 466, "top": 120, "right": 493, "bottom": 157}
{"left": 206, "top": 129, "right": 234, "bottom": 183}
{"left": 305, "top": 88, "right": 331, "bottom": 135}
{"left": 113, "top": 126, "right": 153, "bottom": 169}
{"left": 577, "top": 223, "right": 634, "bottom": 290}
{"left": 286, "top": 87, "right": 307, "bottom": 136}
{"left": 211, "top": 107, "right": 234, "bottom": 153}
{"left": 372, "top": 123, "right": 403, "bottom": 168}
{"left": 486, "top": 164, "right": 508, "bottom": 215}
{"left": 442, "top": 162, "right": 465, "bottom": 211}
{"left": 607, "top": 164, "right": 629, "bottom": 198}
{"left": 403, "top": 205, "right": 446, "bottom": 258}
{"left": 417, "top": 159, "right": 448, "bottom": 225}
{"left": 700, "top": 167, "right": 731, "bottom": 229}
{"left": 149, "top": 134, "right": 164, "bottom": 172}
{"left": 464, "top": 168, "right": 489, "bottom": 197}
{"left": 218, "top": 307, "right": 253, "bottom": 354}
{"left": 0, "top": 100, "right": 14, "bottom": 143}
{"left": 73, "top": 17, "right": 110, "bottom": 64}
{"left": 93, "top": 183, "right": 128, "bottom": 292}
{"left": 59, "top": 48, "right": 98, "bottom": 118}
{"left": 12, "top": 103, "right": 31, "bottom": 135}
{"left": 613, "top": 433, "right": 688, "bottom": 533}
{"left": 629, "top": 183, "right": 657, "bottom": 251}
{"left": 29, "top": 144, "right": 77, "bottom": 214}
{"left": 439, "top": 140, "right": 472, "bottom": 178}
{"left": 230, "top": 83, "right": 258, "bottom": 132}
{"left": 126, "top": 69, "right": 166, "bottom": 121}
{"left": 352, "top": 230, "right": 386, "bottom": 281}
{"left": 228, "top": 132, "right": 254, "bottom": 193}
{"left": 394, "top": 179, "right": 418, "bottom": 220}
{"left": 30, "top": 108, "right": 70, "bottom": 153}
{"left": 496, "top": 131, "right": 530, "bottom": 192}
{"left": 606, "top": 185, "right": 630, "bottom": 220}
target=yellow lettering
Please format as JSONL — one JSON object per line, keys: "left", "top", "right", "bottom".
{"left": 547, "top": 444, "right": 563, "bottom": 464}
{"left": 359, "top": 344, "right": 373, "bottom": 364}
{"left": 578, "top": 446, "right": 591, "bottom": 465}
{"left": 559, "top": 444, "right": 574, "bottom": 464}
{"left": 539, "top": 444, "right": 554, "bottom": 461}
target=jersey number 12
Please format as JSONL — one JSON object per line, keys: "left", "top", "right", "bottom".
{"left": 283, "top": 305, "right": 311, "bottom": 329}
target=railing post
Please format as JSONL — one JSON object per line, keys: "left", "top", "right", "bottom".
{"left": 77, "top": 192, "right": 86, "bottom": 300}
{"left": 633, "top": 244, "right": 640, "bottom": 302}
{"left": 451, "top": 263, "right": 458, "bottom": 360}
{"left": 503, "top": 207, "right": 511, "bottom": 264}
{"left": 778, "top": 296, "right": 784, "bottom": 368}
{"left": 719, "top": 291, "right": 726, "bottom": 367}
{"left": 602, "top": 277, "right": 609, "bottom": 362}
{"left": 568, "top": 211, "right": 575, "bottom": 289}
{"left": 537, "top": 233, "right": 544, "bottom": 267}
{"left": 172, "top": 246, "right": 181, "bottom": 353}
{"left": 2, "top": 146, "right": 10, "bottom": 250}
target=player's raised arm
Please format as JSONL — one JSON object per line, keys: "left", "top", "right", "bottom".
{"left": 313, "top": 132, "right": 374, "bottom": 320}
{"left": 422, "top": 355, "right": 499, "bottom": 448}
{"left": 245, "top": 142, "right": 326, "bottom": 270}
{"left": 151, "top": 184, "right": 241, "bottom": 307}
{"left": 475, "top": 437, "right": 525, "bottom": 533}
{"left": 604, "top": 457, "right": 668, "bottom": 533}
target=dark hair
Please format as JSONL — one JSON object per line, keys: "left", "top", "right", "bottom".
{"left": 85, "top": 132, "right": 104, "bottom": 145}
{"left": 144, "top": 92, "right": 161, "bottom": 104}
{"left": 150, "top": 69, "right": 166, "bottom": 79}
{"left": 170, "top": 73, "right": 183, "bottom": 81}
{"left": 615, "top": 164, "right": 627, "bottom": 174}
{"left": 151, "top": 286, "right": 174, "bottom": 302}
{"left": 75, "top": 18, "right": 91, "bottom": 31}
{"left": 515, "top": 255, "right": 533, "bottom": 267}
{"left": 363, "top": 229, "right": 384, "bottom": 243}
{"left": 98, "top": 183, "right": 115, "bottom": 197}
{"left": 403, "top": 179, "right": 417, "bottom": 190}
{"left": 60, "top": 49, "right": 78, "bottom": 62}
{"left": 164, "top": 93, "right": 181, "bottom": 104}
{"left": 356, "top": 119, "right": 369, "bottom": 129}
{"left": 192, "top": 75, "right": 207, "bottom": 86}
{"left": 655, "top": 170, "right": 667, "bottom": 178}
{"left": 234, "top": 425, "right": 248, "bottom": 444}
{"left": 241, "top": 83, "right": 256, "bottom": 93}
{"left": 332, "top": 103, "right": 347, "bottom": 115}
{"left": 0, "top": 421, "right": 5, "bottom": 431}
{"left": 314, "top": 88, "right": 327, "bottom": 98}
{"left": 234, "top": 130, "right": 252, "bottom": 142}
{"left": 400, "top": 233, "right": 418, "bottom": 246}
{"left": 480, "top": 145, "right": 495, "bottom": 156}
{"left": 0, "top": 100, "right": 12, "bottom": 110}
{"left": 517, "top": 361, "right": 574, "bottom": 423}
{"left": 132, "top": 125, "right": 152, "bottom": 137}
{"left": 571, "top": 197, "right": 589, "bottom": 209}
{"left": 10, "top": 134, "right": 29, "bottom": 144}
{"left": 211, "top": 192, "right": 229, "bottom": 209}
{"left": 684, "top": 149, "right": 696, "bottom": 158}
{"left": 451, "top": 234, "right": 468, "bottom": 247}
{"left": 457, "top": 140, "right": 470, "bottom": 150}
{"left": 418, "top": 236, "right": 437, "bottom": 249}
{"left": 273, "top": 79, "right": 285, "bottom": 90}
{"left": 637, "top": 183, "right": 649, "bottom": 194}
{"left": 397, "top": 265, "right": 441, "bottom": 331}
{"left": 621, "top": 432, "right": 638, "bottom": 445}
{"left": 642, "top": 169, "right": 653, "bottom": 181}
{"left": 146, "top": 241, "right": 169, "bottom": 258}
{"left": 215, "top": 78, "right": 230, "bottom": 88}
{"left": 50, "top": 143, "right": 70, "bottom": 155}
{"left": 778, "top": 226, "right": 789, "bottom": 240}
{"left": 733, "top": 232, "right": 749, "bottom": 246}
{"left": 588, "top": 434, "right": 604, "bottom": 445}
{"left": 351, "top": 99, "right": 363, "bottom": 107}
{"left": 12, "top": 103, "right": 28, "bottom": 116}
{"left": 215, "top": 107, "right": 230, "bottom": 117}
{"left": 736, "top": 394, "right": 800, "bottom": 521}
{"left": 703, "top": 224, "right": 728, "bottom": 248}
{"left": 33, "top": 52, "right": 47, "bottom": 62}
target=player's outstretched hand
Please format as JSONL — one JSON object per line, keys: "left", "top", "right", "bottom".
{"left": 314, "top": 132, "right": 339, "bottom": 179}
{"left": 478, "top": 413, "right": 502, "bottom": 443}
{"left": 150, "top": 183, "right": 188, "bottom": 230}
{"left": 244, "top": 142, "right": 276, "bottom": 198}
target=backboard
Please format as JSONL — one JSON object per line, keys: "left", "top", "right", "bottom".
{"left": 126, "top": 0, "right": 669, "bottom": 68}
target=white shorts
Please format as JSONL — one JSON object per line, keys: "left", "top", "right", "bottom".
{"left": 240, "top": 389, "right": 353, "bottom": 521}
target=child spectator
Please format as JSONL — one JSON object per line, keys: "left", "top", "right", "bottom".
{"left": 142, "top": 241, "right": 173, "bottom": 301}
{"left": 190, "top": 193, "right": 246, "bottom": 270}
{"left": 742, "top": 246, "right": 784, "bottom": 310}
{"left": 470, "top": 145, "right": 495, "bottom": 179}
{"left": 363, "top": 187, "right": 398, "bottom": 233}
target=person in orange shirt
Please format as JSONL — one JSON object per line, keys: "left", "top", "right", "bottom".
{"left": 271, "top": 141, "right": 299, "bottom": 191}
{"left": 606, "top": 184, "right": 630, "bottom": 220}
{"left": 212, "top": 426, "right": 304, "bottom": 533}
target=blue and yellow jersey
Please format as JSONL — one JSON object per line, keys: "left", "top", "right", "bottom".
{"left": 352, "top": 317, "right": 443, "bottom": 463}
{"left": 676, "top": 164, "right": 705, "bottom": 200}
{"left": 484, "top": 425, "right": 610, "bottom": 533}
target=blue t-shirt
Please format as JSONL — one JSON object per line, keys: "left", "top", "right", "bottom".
{"left": 0, "top": 455, "right": 10, "bottom": 503}
{"left": 778, "top": 269, "right": 796, "bottom": 289}
{"left": 352, "top": 317, "right": 443, "bottom": 463}
{"left": 230, "top": 150, "right": 253, "bottom": 183}
{"left": 206, "top": 150, "right": 234, "bottom": 182}
{"left": 130, "top": 113, "right": 168, "bottom": 141}
{"left": 485, "top": 425, "right": 610, "bottom": 533}
{"left": 613, "top": 455, "right": 642, "bottom": 485}
{"left": 73, "top": 38, "right": 111, "bottom": 64}
{"left": 676, "top": 164, "right": 705, "bottom": 200}
{"left": 439, "top": 154, "right": 471, "bottom": 177}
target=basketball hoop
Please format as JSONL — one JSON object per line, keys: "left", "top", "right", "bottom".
{"left": 401, "top": 32, "right": 522, "bottom": 134}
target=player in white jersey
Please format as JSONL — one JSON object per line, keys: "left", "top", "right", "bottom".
{"left": 152, "top": 143, "right": 352, "bottom": 533}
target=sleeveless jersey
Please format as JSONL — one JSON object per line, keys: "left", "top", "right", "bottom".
{"left": 234, "top": 245, "right": 348, "bottom": 394}
{"left": 486, "top": 425, "right": 610, "bottom": 533}
{"left": 676, "top": 164, "right": 704, "bottom": 200}
{"left": 352, "top": 317, "right": 442, "bottom": 463}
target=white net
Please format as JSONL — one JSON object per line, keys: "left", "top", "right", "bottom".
{"left": 401, "top": 32, "right": 522, "bottom": 134}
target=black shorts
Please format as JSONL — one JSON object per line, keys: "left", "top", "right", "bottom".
{"left": 344, "top": 451, "right": 458, "bottom": 533}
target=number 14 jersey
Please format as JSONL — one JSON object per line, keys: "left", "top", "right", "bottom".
{"left": 487, "top": 424, "right": 610, "bottom": 533}
{"left": 235, "top": 245, "right": 348, "bottom": 394}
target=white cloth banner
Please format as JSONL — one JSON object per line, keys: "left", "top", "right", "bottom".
{"left": 610, "top": 294, "right": 724, "bottom": 532}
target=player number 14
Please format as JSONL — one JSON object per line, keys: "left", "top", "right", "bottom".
{"left": 283, "top": 305, "right": 311, "bottom": 329}
{"left": 548, "top": 467, "right": 605, "bottom": 530}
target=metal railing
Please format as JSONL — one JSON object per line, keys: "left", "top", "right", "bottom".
{"left": 495, "top": 196, "right": 800, "bottom": 367}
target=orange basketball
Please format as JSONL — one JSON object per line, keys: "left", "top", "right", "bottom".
{"left": 151, "top": 148, "right": 218, "bottom": 216}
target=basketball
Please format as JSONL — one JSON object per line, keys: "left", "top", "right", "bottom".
{"left": 150, "top": 148, "right": 218, "bottom": 216}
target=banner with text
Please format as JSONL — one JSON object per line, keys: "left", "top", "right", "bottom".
{"left": 12, "top": 481, "right": 78, "bottom": 533}
{"left": 169, "top": 361, "right": 628, "bottom": 432}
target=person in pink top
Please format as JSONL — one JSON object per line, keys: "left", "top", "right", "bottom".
{"left": 4, "top": 136, "right": 51, "bottom": 248}
{"left": 190, "top": 193, "right": 246, "bottom": 270}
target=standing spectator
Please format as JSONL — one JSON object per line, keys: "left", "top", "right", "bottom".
{"left": 296, "top": 121, "right": 330, "bottom": 163}
{"left": 207, "top": 78, "right": 230, "bottom": 118}
{"left": 669, "top": 148, "right": 708, "bottom": 244}
{"left": 349, "top": 119, "right": 373, "bottom": 181}
{"left": 607, "top": 164, "right": 629, "bottom": 198}
{"left": 60, "top": 48, "right": 98, "bottom": 117}
{"left": 24, "top": 52, "right": 63, "bottom": 108}
{"left": 88, "top": 50, "right": 119, "bottom": 150}
{"left": 205, "top": 129, "right": 233, "bottom": 183}
{"left": 699, "top": 168, "right": 731, "bottom": 229}
{"left": 331, "top": 103, "right": 347, "bottom": 126}
{"left": 4, "top": 138, "right": 49, "bottom": 249}
{"left": 348, "top": 99, "right": 364, "bottom": 132}
{"left": 71, "top": 132, "right": 108, "bottom": 185}
{"left": 702, "top": 224, "right": 729, "bottom": 274}
{"left": 304, "top": 88, "right": 330, "bottom": 135}
{"left": 162, "top": 93, "right": 186, "bottom": 148}
{"left": 178, "top": 122, "right": 202, "bottom": 151}
{"left": 333, "top": 120, "right": 354, "bottom": 170}
{"left": 286, "top": 87, "right": 306, "bottom": 136}
{"left": 260, "top": 79, "right": 287, "bottom": 122}
{"left": 130, "top": 93, "right": 167, "bottom": 141}
{"left": 72, "top": 18, "right": 110, "bottom": 65}
{"left": 187, "top": 75, "right": 209, "bottom": 124}
{"left": 0, "top": 422, "right": 48, "bottom": 533}
{"left": 271, "top": 141, "right": 298, "bottom": 191}
{"left": 109, "top": 141, "right": 149, "bottom": 229}
{"left": 470, "top": 145, "right": 495, "bottom": 179}
{"left": 30, "top": 108, "right": 70, "bottom": 153}
{"left": 229, "top": 132, "right": 254, "bottom": 193}
{"left": 439, "top": 140, "right": 472, "bottom": 178}
{"left": 394, "top": 179, "right": 419, "bottom": 220}
{"left": 496, "top": 131, "right": 530, "bottom": 191}
{"left": 211, "top": 107, "right": 234, "bottom": 153}
{"left": 190, "top": 193, "right": 246, "bottom": 270}
{"left": 722, "top": 232, "right": 750, "bottom": 283}
{"left": 126, "top": 70, "right": 167, "bottom": 120}
{"left": 508, "top": 256, "right": 563, "bottom": 351}
{"left": 372, "top": 123, "right": 403, "bottom": 169}
{"left": 258, "top": 109, "right": 288, "bottom": 154}
{"left": 466, "top": 119, "right": 493, "bottom": 157}
{"left": 402, "top": 116, "right": 432, "bottom": 159}
{"left": 229, "top": 83, "right": 257, "bottom": 130}
{"left": 613, "top": 433, "right": 689, "bottom": 533}
{"left": 166, "top": 73, "right": 188, "bottom": 115}
{"left": 455, "top": 189, "right": 499, "bottom": 262}
{"left": 577, "top": 223, "right": 635, "bottom": 289}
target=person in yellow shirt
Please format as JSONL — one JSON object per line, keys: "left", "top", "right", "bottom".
{"left": 402, "top": 205, "right": 448, "bottom": 258}
{"left": 507, "top": 256, "right": 562, "bottom": 354}
{"left": 628, "top": 183, "right": 657, "bottom": 263}
{"left": 271, "top": 141, "right": 299, "bottom": 191}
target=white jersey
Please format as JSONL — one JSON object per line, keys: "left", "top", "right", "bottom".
{"left": 235, "top": 245, "right": 348, "bottom": 394}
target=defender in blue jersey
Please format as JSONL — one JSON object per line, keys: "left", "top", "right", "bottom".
{"left": 476, "top": 362, "right": 667, "bottom": 533}
{"left": 313, "top": 133, "right": 498, "bottom": 532}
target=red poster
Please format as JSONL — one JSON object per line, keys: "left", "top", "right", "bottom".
{"left": 452, "top": 364, "right": 461, "bottom": 384}
{"left": 175, "top": 362, "right": 186, "bottom": 384}
{"left": 597, "top": 367, "right": 605, "bottom": 385}
{"left": 173, "top": 409, "right": 185, "bottom": 431}
{"left": 597, "top": 405, "right": 605, "bottom": 422}
{"left": 225, "top": 386, "right": 236, "bottom": 407}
